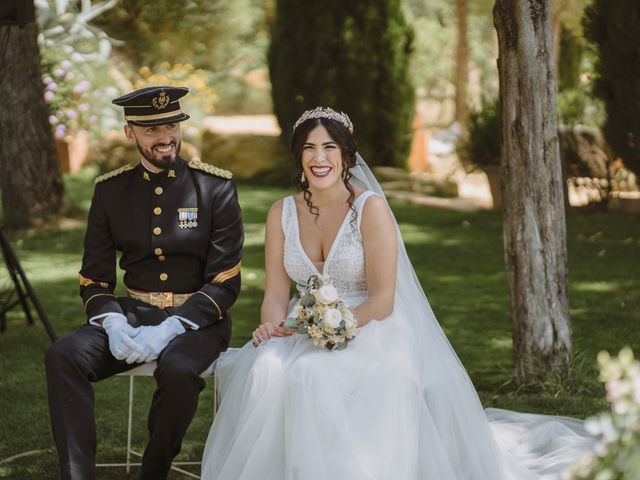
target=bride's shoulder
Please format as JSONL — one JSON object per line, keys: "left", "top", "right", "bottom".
{"left": 266, "top": 198, "right": 287, "bottom": 221}
{"left": 359, "top": 193, "right": 394, "bottom": 230}
{"left": 359, "top": 191, "right": 386, "bottom": 211}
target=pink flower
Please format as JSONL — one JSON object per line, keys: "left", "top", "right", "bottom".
{"left": 73, "top": 80, "right": 91, "bottom": 94}
{"left": 61, "top": 60, "right": 72, "bottom": 69}
{"left": 53, "top": 68, "right": 65, "bottom": 77}
{"left": 48, "top": 115, "right": 58, "bottom": 125}
{"left": 78, "top": 103, "right": 89, "bottom": 112}
{"left": 47, "top": 82, "right": 58, "bottom": 91}
{"left": 44, "top": 91, "right": 55, "bottom": 102}
{"left": 54, "top": 124, "right": 66, "bottom": 139}
{"left": 43, "top": 75, "right": 53, "bottom": 84}
{"left": 66, "top": 110, "right": 77, "bottom": 120}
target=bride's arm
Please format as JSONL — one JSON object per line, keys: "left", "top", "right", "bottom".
{"left": 353, "top": 195, "right": 398, "bottom": 327}
{"left": 254, "top": 200, "right": 294, "bottom": 344}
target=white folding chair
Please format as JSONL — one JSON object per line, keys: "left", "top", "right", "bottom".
{"left": 96, "top": 359, "right": 219, "bottom": 479}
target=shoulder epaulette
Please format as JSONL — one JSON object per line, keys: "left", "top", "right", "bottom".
{"left": 94, "top": 164, "right": 135, "bottom": 184}
{"left": 188, "top": 159, "right": 233, "bottom": 179}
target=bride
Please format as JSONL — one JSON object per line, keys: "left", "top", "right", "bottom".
{"left": 201, "top": 107, "right": 594, "bottom": 479}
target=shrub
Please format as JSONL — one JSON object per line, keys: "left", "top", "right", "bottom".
{"left": 456, "top": 98, "right": 500, "bottom": 171}
{"left": 584, "top": 0, "right": 640, "bottom": 175}
{"left": 268, "top": 0, "right": 415, "bottom": 168}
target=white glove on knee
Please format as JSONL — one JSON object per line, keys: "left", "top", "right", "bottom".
{"left": 134, "top": 316, "right": 186, "bottom": 363}
{"left": 102, "top": 313, "right": 141, "bottom": 361}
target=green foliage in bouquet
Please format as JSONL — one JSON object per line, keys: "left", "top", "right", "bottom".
{"left": 284, "top": 275, "right": 358, "bottom": 351}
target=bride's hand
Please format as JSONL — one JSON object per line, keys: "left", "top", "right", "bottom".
{"left": 271, "top": 322, "right": 295, "bottom": 337}
{"left": 252, "top": 323, "right": 278, "bottom": 347}
{"left": 252, "top": 322, "right": 295, "bottom": 346}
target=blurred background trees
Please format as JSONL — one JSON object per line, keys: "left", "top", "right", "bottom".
{"left": 585, "top": 0, "right": 640, "bottom": 177}
{"left": 1, "top": 0, "right": 638, "bottom": 218}
{"left": 268, "top": 0, "right": 414, "bottom": 168}
{"left": 93, "top": 0, "right": 273, "bottom": 114}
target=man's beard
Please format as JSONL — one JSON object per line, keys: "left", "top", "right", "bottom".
{"left": 137, "top": 140, "right": 181, "bottom": 170}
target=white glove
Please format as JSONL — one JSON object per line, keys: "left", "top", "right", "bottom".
{"left": 134, "top": 316, "right": 186, "bottom": 363}
{"left": 102, "top": 313, "right": 141, "bottom": 362}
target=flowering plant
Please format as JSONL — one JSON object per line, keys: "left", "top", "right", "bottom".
{"left": 42, "top": 58, "right": 98, "bottom": 138}
{"left": 565, "top": 347, "right": 640, "bottom": 480}
{"left": 37, "top": 0, "right": 118, "bottom": 138}
{"left": 283, "top": 275, "right": 358, "bottom": 351}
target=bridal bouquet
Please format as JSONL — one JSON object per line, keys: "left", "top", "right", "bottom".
{"left": 283, "top": 275, "right": 357, "bottom": 351}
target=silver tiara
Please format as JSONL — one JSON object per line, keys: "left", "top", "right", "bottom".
{"left": 293, "top": 107, "right": 354, "bottom": 133}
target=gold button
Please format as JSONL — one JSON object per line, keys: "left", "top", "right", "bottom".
{"left": 159, "top": 273, "right": 168, "bottom": 281}
{"left": 155, "top": 186, "right": 163, "bottom": 195}
{"left": 154, "top": 207, "right": 162, "bottom": 215}
{"left": 154, "top": 248, "right": 163, "bottom": 255}
{"left": 153, "top": 227, "right": 162, "bottom": 235}
{"left": 158, "top": 255, "right": 166, "bottom": 262}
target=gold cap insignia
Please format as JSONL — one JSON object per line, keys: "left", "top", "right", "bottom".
{"left": 152, "top": 91, "right": 170, "bottom": 110}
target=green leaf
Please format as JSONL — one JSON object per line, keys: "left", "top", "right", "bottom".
{"left": 308, "top": 275, "right": 322, "bottom": 289}
{"left": 283, "top": 318, "right": 297, "bottom": 329}
{"left": 334, "top": 341, "right": 348, "bottom": 351}
{"left": 300, "top": 293, "right": 316, "bottom": 307}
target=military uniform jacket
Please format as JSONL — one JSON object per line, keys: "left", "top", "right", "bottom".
{"left": 79, "top": 157, "right": 243, "bottom": 329}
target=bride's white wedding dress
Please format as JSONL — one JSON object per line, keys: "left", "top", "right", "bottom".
{"left": 201, "top": 189, "right": 595, "bottom": 480}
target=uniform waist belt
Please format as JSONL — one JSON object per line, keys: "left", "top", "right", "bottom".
{"left": 127, "top": 288, "right": 194, "bottom": 308}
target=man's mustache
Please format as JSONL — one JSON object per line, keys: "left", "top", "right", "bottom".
{"left": 152, "top": 141, "right": 177, "bottom": 149}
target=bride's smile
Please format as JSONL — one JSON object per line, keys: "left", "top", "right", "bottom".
{"left": 301, "top": 125, "right": 344, "bottom": 190}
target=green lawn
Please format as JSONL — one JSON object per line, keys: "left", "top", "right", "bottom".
{"left": 0, "top": 172, "right": 638, "bottom": 478}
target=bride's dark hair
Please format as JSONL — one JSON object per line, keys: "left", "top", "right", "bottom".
{"left": 291, "top": 117, "right": 358, "bottom": 223}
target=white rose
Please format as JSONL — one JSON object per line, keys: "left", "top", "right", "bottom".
{"left": 341, "top": 307, "right": 356, "bottom": 327}
{"left": 316, "top": 285, "right": 339, "bottom": 304}
{"left": 324, "top": 308, "right": 343, "bottom": 328}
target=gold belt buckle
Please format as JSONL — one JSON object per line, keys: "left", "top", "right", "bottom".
{"left": 149, "top": 292, "right": 173, "bottom": 308}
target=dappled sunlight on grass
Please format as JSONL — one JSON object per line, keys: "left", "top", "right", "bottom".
{"left": 572, "top": 281, "right": 621, "bottom": 292}
{"left": 243, "top": 223, "right": 266, "bottom": 247}
{"left": 1, "top": 178, "right": 638, "bottom": 477}
{"left": 489, "top": 337, "right": 513, "bottom": 350}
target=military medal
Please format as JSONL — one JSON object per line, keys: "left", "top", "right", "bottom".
{"left": 178, "top": 208, "right": 198, "bottom": 228}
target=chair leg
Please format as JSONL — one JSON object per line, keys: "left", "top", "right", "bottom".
{"left": 127, "top": 374, "right": 134, "bottom": 475}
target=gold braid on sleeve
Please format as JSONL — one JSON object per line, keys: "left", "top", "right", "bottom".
{"left": 79, "top": 273, "right": 109, "bottom": 289}
{"left": 211, "top": 261, "right": 241, "bottom": 284}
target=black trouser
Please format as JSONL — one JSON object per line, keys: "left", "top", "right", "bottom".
{"left": 45, "top": 319, "right": 229, "bottom": 480}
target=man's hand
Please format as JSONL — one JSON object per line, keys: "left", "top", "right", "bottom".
{"left": 102, "top": 313, "right": 141, "bottom": 361}
{"left": 135, "top": 316, "right": 186, "bottom": 363}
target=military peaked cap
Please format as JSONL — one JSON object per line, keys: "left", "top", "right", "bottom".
{"left": 112, "top": 86, "right": 190, "bottom": 126}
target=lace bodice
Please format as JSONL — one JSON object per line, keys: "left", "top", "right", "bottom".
{"left": 282, "top": 191, "right": 376, "bottom": 296}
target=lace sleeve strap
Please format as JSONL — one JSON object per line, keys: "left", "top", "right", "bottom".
{"left": 281, "top": 195, "right": 294, "bottom": 235}
{"left": 355, "top": 191, "right": 379, "bottom": 229}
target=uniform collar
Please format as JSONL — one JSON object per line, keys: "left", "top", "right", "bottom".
{"left": 139, "top": 156, "right": 185, "bottom": 182}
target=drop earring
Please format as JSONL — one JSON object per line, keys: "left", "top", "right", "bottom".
{"left": 300, "top": 171, "right": 306, "bottom": 183}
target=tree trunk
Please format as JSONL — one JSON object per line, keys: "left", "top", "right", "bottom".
{"left": 493, "top": 0, "right": 572, "bottom": 385}
{"left": 0, "top": 19, "right": 65, "bottom": 228}
{"left": 455, "top": 0, "right": 469, "bottom": 133}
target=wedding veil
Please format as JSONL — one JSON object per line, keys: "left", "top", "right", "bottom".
{"left": 348, "top": 153, "right": 593, "bottom": 479}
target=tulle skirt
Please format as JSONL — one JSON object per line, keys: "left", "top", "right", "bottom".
{"left": 201, "top": 293, "right": 595, "bottom": 480}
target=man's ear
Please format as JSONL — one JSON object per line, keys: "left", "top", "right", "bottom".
{"left": 124, "top": 124, "right": 136, "bottom": 144}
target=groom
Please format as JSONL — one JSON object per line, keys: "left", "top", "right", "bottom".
{"left": 45, "top": 85, "right": 243, "bottom": 479}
